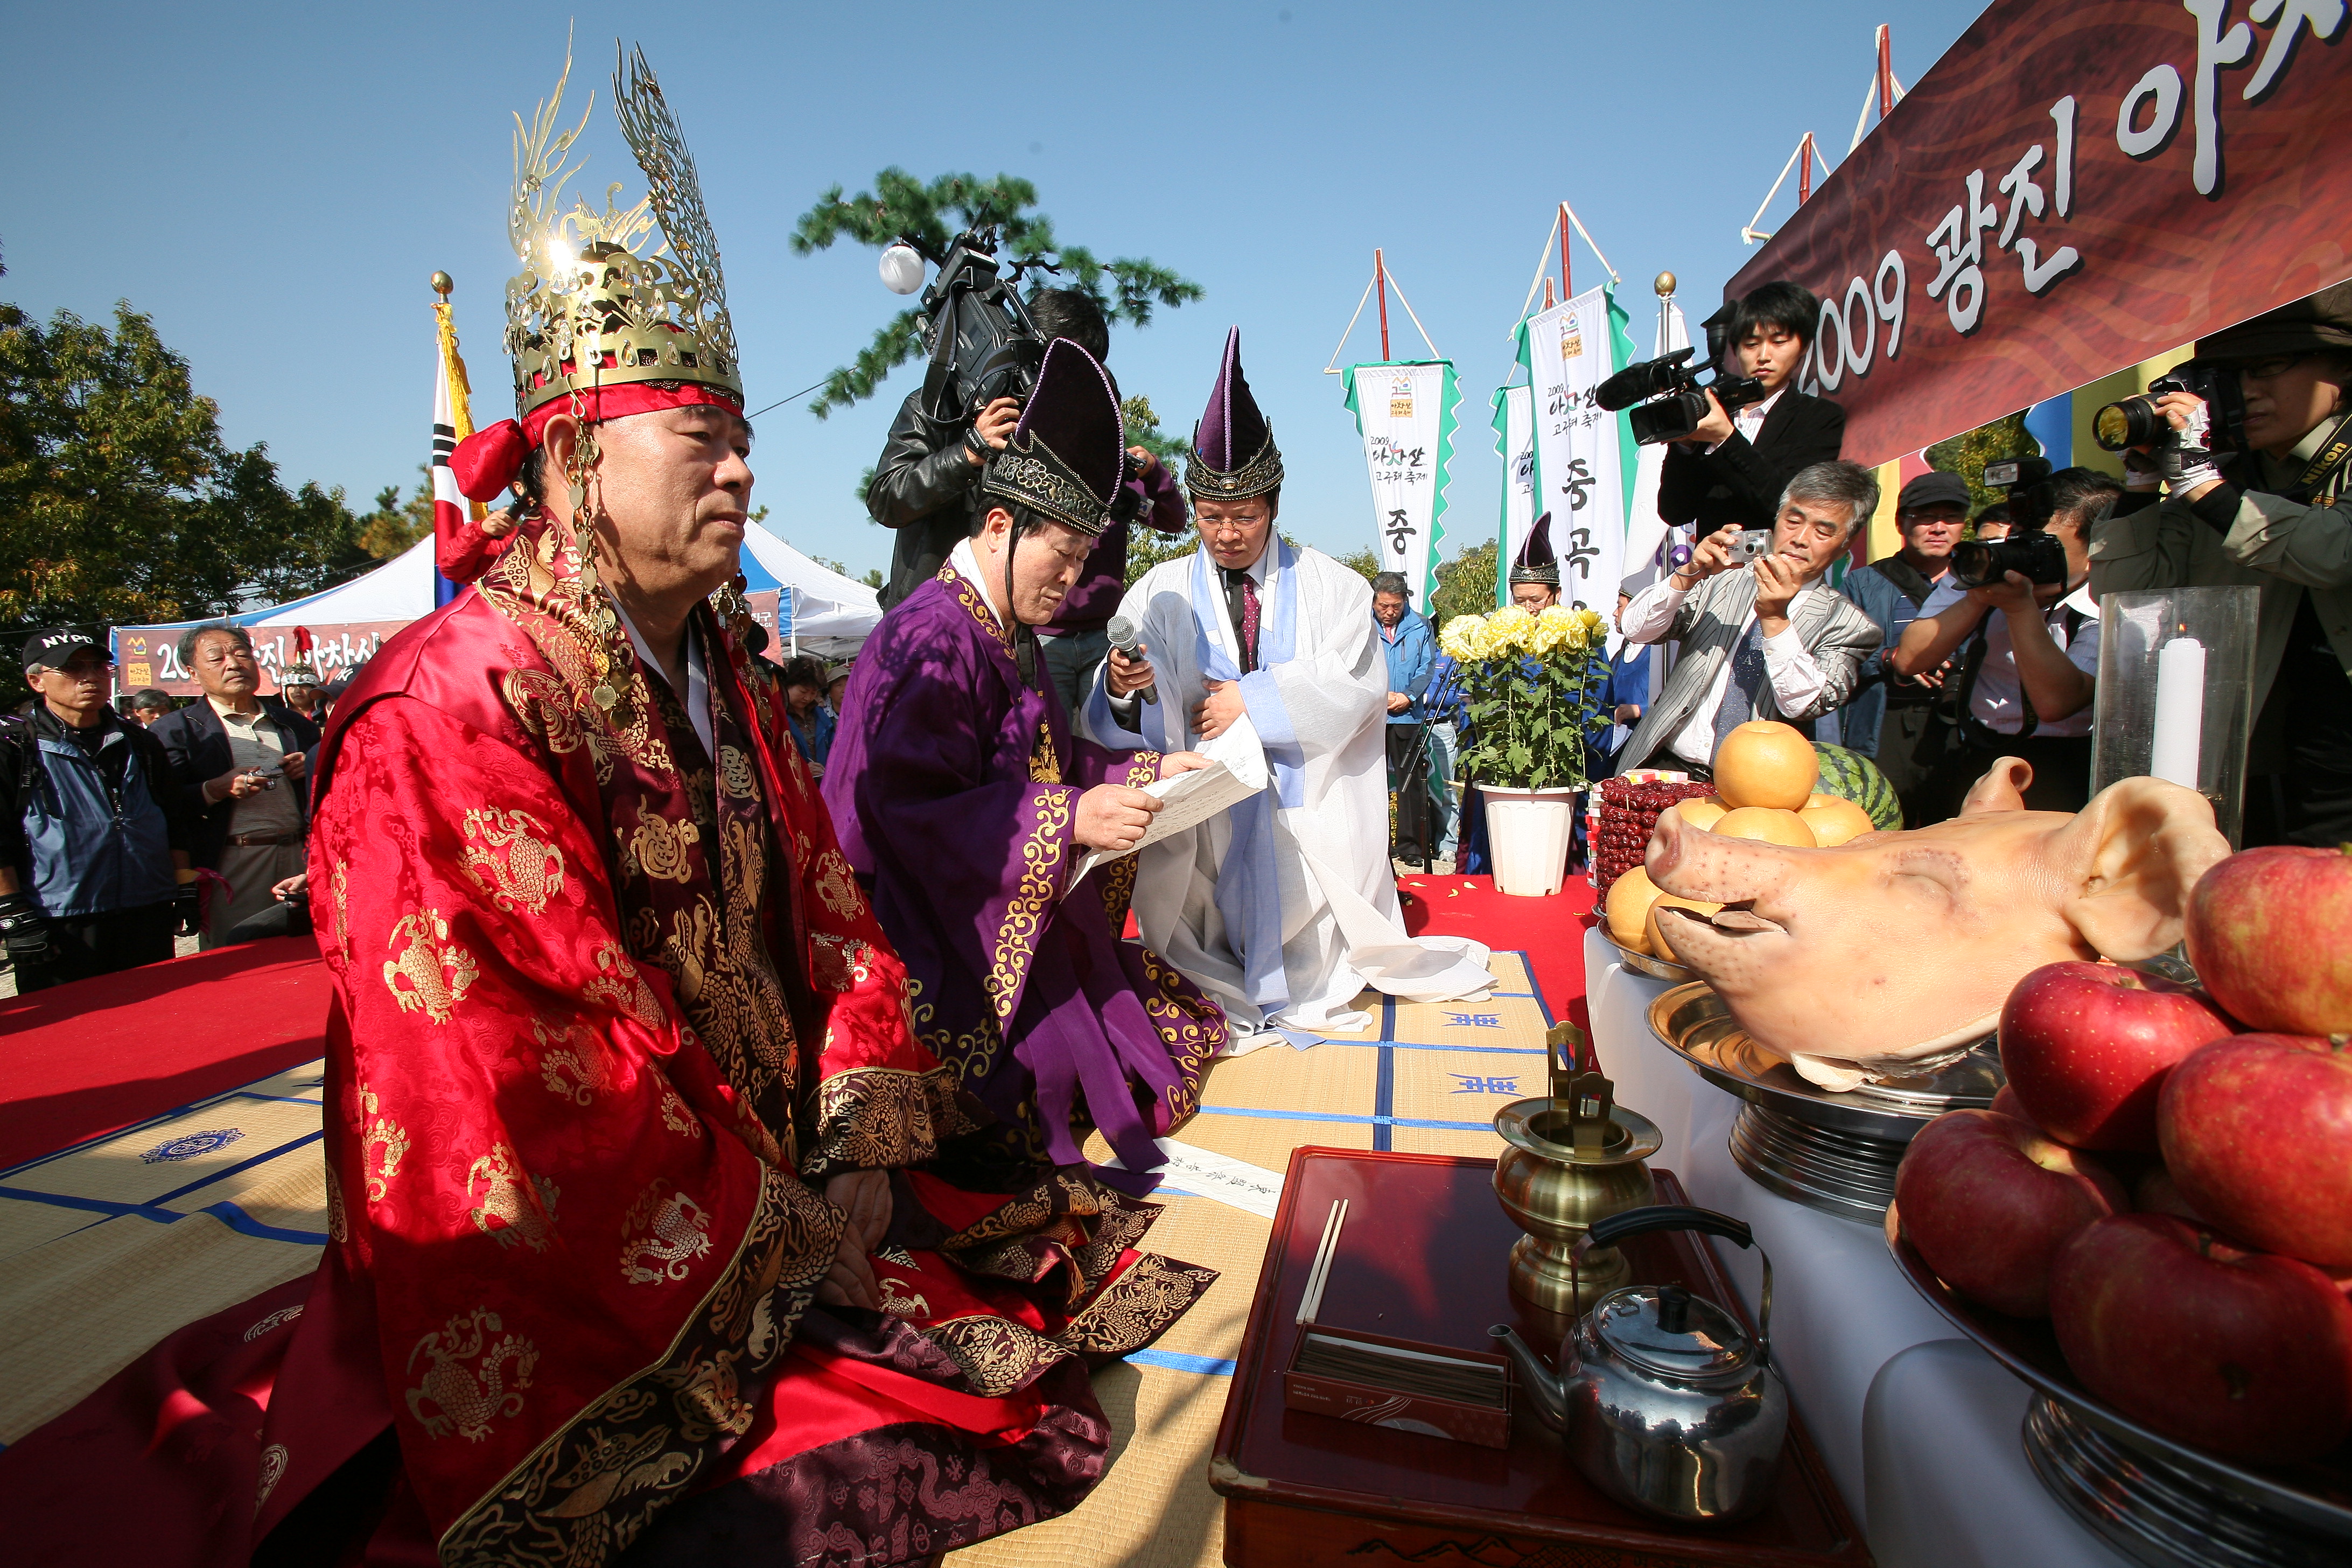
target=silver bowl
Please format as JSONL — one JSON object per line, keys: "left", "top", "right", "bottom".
{"left": 1596, "top": 926, "right": 1695, "bottom": 985}
{"left": 1647, "top": 983, "right": 2001, "bottom": 1221}
{"left": 1887, "top": 1223, "right": 2352, "bottom": 1567}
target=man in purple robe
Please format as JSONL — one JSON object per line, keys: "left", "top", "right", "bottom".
{"left": 824, "top": 340, "right": 1227, "bottom": 1185}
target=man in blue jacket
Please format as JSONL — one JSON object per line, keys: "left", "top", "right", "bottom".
{"left": 1373, "top": 571, "right": 1438, "bottom": 865}
{"left": 1836, "top": 472, "right": 1966, "bottom": 826}
{"left": 0, "top": 631, "right": 196, "bottom": 992}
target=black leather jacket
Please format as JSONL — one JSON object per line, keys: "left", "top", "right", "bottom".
{"left": 866, "top": 388, "right": 988, "bottom": 609}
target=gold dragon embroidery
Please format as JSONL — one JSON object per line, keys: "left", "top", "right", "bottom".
{"left": 381, "top": 909, "right": 479, "bottom": 1024}
{"left": 354, "top": 1082, "right": 409, "bottom": 1204}
{"left": 459, "top": 807, "right": 566, "bottom": 915}
{"left": 466, "top": 1143, "right": 559, "bottom": 1252}
{"left": 404, "top": 1307, "right": 538, "bottom": 1442}
{"left": 985, "top": 793, "right": 1072, "bottom": 1023}
{"left": 620, "top": 1180, "right": 715, "bottom": 1285}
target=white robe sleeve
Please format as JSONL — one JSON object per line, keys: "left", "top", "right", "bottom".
{"left": 1237, "top": 565, "right": 1384, "bottom": 760}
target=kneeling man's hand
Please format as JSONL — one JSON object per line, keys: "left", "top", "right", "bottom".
{"left": 1075, "top": 783, "right": 1160, "bottom": 852}
{"left": 1156, "top": 750, "right": 1211, "bottom": 780}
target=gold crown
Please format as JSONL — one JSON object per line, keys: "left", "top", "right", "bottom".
{"left": 503, "top": 43, "right": 740, "bottom": 419}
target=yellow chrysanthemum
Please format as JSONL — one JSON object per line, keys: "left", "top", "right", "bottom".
{"left": 1439, "top": 614, "right": 1485, "bottom": 662}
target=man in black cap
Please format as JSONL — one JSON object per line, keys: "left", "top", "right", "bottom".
{"left": 1, "top": 631, "right": 196, "bottom": 992}
{"left": 2090, "top": 282, "right": 2352, "bottom": 845}
{"left": 1835, "top": 471, "right": 1969, "bottom": 825}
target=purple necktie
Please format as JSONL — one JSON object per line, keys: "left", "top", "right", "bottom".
{"left": 1241, "top": 575, "right": 1262, "bottom": 671}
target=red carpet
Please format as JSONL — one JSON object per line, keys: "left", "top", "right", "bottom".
{"left": 0, "top": 937, "right": 330, "bottom": 1171}
{"left": 1399, "top": 873, "right": 1597, "bottom": 1040}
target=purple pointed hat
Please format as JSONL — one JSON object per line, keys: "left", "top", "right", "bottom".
{"left": 1186, "top": 327, "right": 1284, "bottom": 501}
{"left": 1509, "top": 513, "right": 1560, "bottom": 586}
{"left": 982, "top": 339, "right": 1126, "bottom": 536}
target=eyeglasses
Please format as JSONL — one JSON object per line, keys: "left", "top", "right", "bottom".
{"left": 2238, "top": 354, "right": 2311, "bottom": 381}
{"left": 46, "top": 659, "right": 117, "bottom": 678}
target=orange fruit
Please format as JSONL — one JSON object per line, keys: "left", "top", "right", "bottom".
{"left": 1663, "top": 795, "right": 1730, "bottom": 832}
{"left": 1798, "top": 793, "right": 1876, "bottom": 848}
{"left": 1714, "top": 806, "right": 1819, "bottom": 848}
{"left": 1713, "top": 720, "right": 1819, "bottom": 810}
{"left": 1646, "top": 894, "right": 1725, "bottom": 961}
{"left": 1605, "top": 865, "right": 1661, "bottom": 953}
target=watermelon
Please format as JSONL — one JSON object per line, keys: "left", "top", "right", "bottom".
{"left": 1814, "top": 743, "right": 1902, "bottom": 830}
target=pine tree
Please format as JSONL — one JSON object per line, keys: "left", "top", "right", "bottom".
{"left": 792, "top": 170, "right": 1202, "bottom": 418}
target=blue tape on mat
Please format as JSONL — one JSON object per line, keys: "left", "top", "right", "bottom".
{"left": 1125, "top": 1348, "right": 1237, "bottom": 1376}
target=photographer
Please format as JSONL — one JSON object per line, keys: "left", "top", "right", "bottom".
{"left": 1837, "top": 472, "right": 1969, "bottom": 825}
{"left": 1658, "top": 281, "right": 1847, "bottom": 539}
{"left": 1614, "top": 460, "right": 1886, "bottom": 774}
{"left": 1896, "top": 468, "right": 2120, "bottom": 817}
{"left": 868, "top": 289, "right": 1106, "bottom": 606}
{"left": 2089, "top": 283, "right": 2352, "bottom": 845}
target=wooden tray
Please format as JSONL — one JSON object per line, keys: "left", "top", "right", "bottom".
{"left": 1210, "top": 1147, "right": 1870, "bottom": 1567}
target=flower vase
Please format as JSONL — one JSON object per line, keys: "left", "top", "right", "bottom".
{"left": 1481, "top": 784, "right": 1579, "bottom": 897}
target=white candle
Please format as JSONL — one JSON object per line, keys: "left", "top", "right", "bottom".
{"left": 2148, "top": 636, "right": 2207, "bottom": 788}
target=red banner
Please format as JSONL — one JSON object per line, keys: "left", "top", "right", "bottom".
{"left": 112, "top": 622, "right": 412, "bottom": 696}
{"left": 1727, "top": 0, "right": 2352, "bottom": 466}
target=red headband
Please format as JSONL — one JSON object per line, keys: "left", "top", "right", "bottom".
{"left": 449, "top": 383, "right": 746, "bottom": 503}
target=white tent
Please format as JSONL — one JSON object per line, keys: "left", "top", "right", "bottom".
{"left": 163, "top": 525, "right": 881, "bottom": 652}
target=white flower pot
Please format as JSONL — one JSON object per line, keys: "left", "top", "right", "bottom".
{"left": 1481, "top": 785, "right": 1579, "bottom": 897}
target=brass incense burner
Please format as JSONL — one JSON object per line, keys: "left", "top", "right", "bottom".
{"left": 1492, "top": 1023, "right": 1662, "bottom": 1315}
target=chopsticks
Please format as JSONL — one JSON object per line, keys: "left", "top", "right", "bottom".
{"left": 1296, "top": 1198, "right": 1350, "bottom": 1326}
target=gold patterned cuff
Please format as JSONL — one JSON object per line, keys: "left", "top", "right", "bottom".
{"left": 803, "top": 1064, "right": 979, "bottom": 1180}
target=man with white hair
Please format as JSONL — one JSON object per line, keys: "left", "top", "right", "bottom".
{"left": 1613, "top": 459, "right": 1886, "bottom": 775}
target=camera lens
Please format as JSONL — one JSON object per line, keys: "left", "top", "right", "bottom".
{"left": 1951, "top": 541, "right": 1994, "bottom": 588}
{"left": 2092, "top": 396, "right": 2160, "bottom": 452}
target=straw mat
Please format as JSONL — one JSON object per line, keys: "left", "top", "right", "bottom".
{"left": 949, "top": 947, "right": 1561, "bottom": 1568}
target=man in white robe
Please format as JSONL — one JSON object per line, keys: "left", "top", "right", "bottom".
{"left": 1083, "top": 329, "right": 1490, "bottom": 1042}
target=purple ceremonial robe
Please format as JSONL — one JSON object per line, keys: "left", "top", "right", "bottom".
{"left": 822, "top": 563, "right": 1226, "bottom": 1183}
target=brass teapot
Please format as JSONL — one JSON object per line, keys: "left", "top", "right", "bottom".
{"left": 1492, "top": 1023, "right": 1662, "bottom": 1314}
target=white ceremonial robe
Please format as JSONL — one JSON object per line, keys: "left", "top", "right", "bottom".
{"left": 1084, "top": 541, "right": 1492, "bottom": 1040}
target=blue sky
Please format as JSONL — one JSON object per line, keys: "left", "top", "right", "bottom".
{"left": 2, "top": 1, "right": 1980, "bottom": 580}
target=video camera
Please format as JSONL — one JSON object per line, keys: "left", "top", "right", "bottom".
{"left": 1595, "top": 347, "right": 1770, "bottom": 446}
{"left": 1950, "top": 457, "right": 2066, "bottom": 588}
{"left": 898, "top": 226, "right": 1053, "bottom": 429}
{"left": 2092, "top": 364, "right": 2246, "bottom": 457}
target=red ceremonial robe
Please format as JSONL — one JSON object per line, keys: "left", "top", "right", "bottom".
{"left": 0, "top": 517, "right": 1212, "bottom": 1568}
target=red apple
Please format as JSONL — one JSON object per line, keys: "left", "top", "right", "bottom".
{"left": 2159, "top": 1033, "right": 2352, "bottom": 1268}
{"left": 2131, "top": 1165, "right": 2206, "bottom": 1224}
{"left": 2050, "top": 1213, "right": 2352, "bottom": 1464}
{"left": 1894, "top": 1109, "right": 2127, "bottom": 1317}
{"left": 1998, "top": 962, "right": 2234, "bottom": 1151}
{"left": 2185, "top": 845, "right": 2352, "bottom": 1035}
{"left": 1987, "top": 1084, "right": 2033, "bottom": 1126}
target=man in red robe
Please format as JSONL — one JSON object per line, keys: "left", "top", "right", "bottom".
{"left": 0, "top": 47, "right": 1208, "bottom": 1568}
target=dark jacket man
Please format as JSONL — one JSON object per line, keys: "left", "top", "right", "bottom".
{"left": 150, "top": 697, "right": 319, "bottom": 872}
{"left": 1658, "top": 281, "right": 1847, "bottom": 538}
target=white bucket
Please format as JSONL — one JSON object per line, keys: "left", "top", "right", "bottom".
{"left": 1481, "top": 785, "right": 1578, "bottom": 897}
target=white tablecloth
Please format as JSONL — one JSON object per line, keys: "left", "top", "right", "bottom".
{"left": 1583, "top": 928, "right": 2134, "bottom": 1568}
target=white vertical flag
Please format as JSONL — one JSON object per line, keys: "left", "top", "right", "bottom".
{"left": 1516, "top": 286, "right": 1632, "bottom": 650}
{"left": 1341, "top": 360, "right": 1459, "bottom": 605}
{"left": 1490, "top": 383, "right": 1536, "bottom": 606}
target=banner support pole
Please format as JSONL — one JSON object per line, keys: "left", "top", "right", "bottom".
{"left": 1375, "top": 248, "right": 1391, "bottom": 361}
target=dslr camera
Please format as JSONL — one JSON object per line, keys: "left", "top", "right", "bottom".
{"left": 1950, "top": 457, "right": 2066, "bottom": 588}
{"left": 897, "top": 226, "right": 1051, "bottom": 429}
{"left": 1595, "top": 347, "right": 1770, "bottom": 446}
{"left": 2092, "top": 364, "right": 2246, "bottom": 455}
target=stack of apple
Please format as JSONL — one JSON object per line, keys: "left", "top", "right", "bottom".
{"left": 1893, "top": 844, "right": 2352, "bottom": 1467}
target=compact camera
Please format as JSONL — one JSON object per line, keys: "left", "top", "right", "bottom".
{"left": 1726, "top": 528, "right": 1774, "bottom": 564}
{"left": 2092, "top": 365, "right": 2246, "bottom": 455}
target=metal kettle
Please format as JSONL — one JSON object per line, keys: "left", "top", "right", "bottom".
{"left": 1489, "top": 1205, "right": 1787, "bottom": 1525}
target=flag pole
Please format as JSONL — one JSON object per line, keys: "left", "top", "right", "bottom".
{"left": 1559, "top": 201, "right": 1573, "bottom": 302}
{"left": 1375, "top": 248, "right": 1391, "bottom": 361}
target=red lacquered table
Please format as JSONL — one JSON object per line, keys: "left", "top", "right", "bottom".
{"left": 1211, "top": 1147, "right": 1870, "bottom": 1567}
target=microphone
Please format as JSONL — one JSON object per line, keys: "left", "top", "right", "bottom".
{"left": 1105, "top": 614, "right": 1158, "bottom": 706}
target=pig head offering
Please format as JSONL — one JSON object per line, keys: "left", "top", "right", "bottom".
{"left": 1644, "top": 765, "right": 2230, "bottom": 1091}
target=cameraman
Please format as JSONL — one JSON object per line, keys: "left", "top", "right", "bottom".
{"left": 869, "top": 289, "right": 1106, "bottom": 608}
{"left": 1896, "top": 468, "right": 2121, "bottom": 817}
{"left": 1658, "top": 281, "right": 1847, "bottom": 539}
{"left": 2089, "top": 284, "right": 2352, "bottom": 845}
